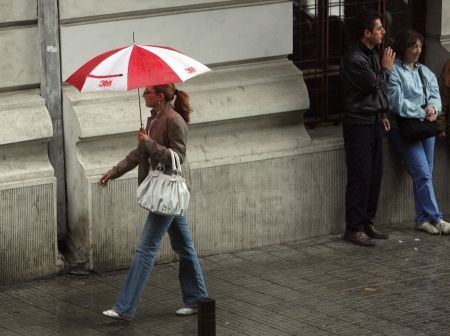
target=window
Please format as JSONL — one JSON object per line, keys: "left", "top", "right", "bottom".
{"left": 290, "top": 0, "right": 425, "bottom": 128}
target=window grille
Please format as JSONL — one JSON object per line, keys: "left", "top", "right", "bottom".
{"left": 291, "top": 0, "right": 426, "bottom": 128}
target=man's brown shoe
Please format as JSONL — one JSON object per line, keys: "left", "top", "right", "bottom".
{"left": 343, "top": 231, "right": 375, "bottom": 247}
{"left": 365, "top": 224, "right": 388, "bottom": 239}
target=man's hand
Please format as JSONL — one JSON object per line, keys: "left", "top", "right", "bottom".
{"left": 383, "top": 118, "right": 390, "bottom": 132}
{"left": 381, "top": 47, "right": 396, "bottom": 70}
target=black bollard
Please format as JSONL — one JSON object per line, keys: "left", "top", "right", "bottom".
{"left": 198, "top": 297, "right": 215, "bottom": 336}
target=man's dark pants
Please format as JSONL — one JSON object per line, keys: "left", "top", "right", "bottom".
{"left": 343, "top": 122, "right": 383, "bottom": 232}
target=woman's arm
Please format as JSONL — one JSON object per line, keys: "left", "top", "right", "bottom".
{"left": 139, "top": 116, "right": 187, "bottom": 167}
{"left": 387, "top": 68, "right": 426, "bottom": 119}
{"left": 100, "top": 148, "right": 141, "bottom": 185}
{"left": 425, "top": 68, "right": 442, "bottom": 116}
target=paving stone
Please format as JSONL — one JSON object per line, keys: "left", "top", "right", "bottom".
{"left": 2, "top": 229, "right": 450, "bottom": 335}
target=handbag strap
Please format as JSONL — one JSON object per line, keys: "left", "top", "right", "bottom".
{"left": 168, "top": 149, "right": 182, "bottom": 174}
{"left": 418, "top": 66, "right": 428, "bottom": 108}
{"left": 154, "top": 149, "right": 182, "bottom": 174}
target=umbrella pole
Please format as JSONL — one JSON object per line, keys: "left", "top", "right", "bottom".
{"left": 137, "top": 88, "right": 144, "bottom": 129}
{"left": 132, "top": 32, "right": 144, "bottom": 130}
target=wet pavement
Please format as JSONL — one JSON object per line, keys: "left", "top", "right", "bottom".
{"left": 1, "top": 225, "right": 450, "bottom": 336}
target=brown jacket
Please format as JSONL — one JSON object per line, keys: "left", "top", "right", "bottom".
{"left": 437, "top": 59, "right": 450, "bottom": 141}
{"left": 108, "top": 104, "right": 191, "bottom": 187}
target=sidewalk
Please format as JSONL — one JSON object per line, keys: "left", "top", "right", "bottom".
{"left": 1, "top": 226, "right": 450, "bottom": 336}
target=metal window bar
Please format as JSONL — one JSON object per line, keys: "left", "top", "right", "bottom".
{"left": 291, "top": 0, "right": 423, "bottom": 128}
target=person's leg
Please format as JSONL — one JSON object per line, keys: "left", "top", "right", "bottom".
{"left": 113, "top": 213, "right": 174, "bottom": 319}
{"left": 367, "top": 123, "right": 383, "bottom": 219}
{"left": 342, "top": 124, "right": 376, "bottom": 246}
{"left": 388, "top": 130, "right": 441, "bottom": 226}
{"left": 365, "top": 123, "right": 388, "bottom": 238}
{"left": 168, "top": 215, "right": 208, "bottom": 308}
{"left": 343, "top": 124, "right": 374, "bottom": 232}
{"left": 420, "top": 136, "right": 442, "bottom": 223}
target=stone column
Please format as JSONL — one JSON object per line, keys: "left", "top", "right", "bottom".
{"left": 425, "top": 0, "right": 450, "bottom": 75}
{"left": 0, "top": 1, "right": 58, "bottom": 284}
{"left": 38, "top": 0, "right": 67, "bottom": 239}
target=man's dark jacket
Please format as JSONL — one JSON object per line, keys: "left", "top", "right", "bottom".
{"left": 340, "top": 41, "right": 391, "bottom": 125}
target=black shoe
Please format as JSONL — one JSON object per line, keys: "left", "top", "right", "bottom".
{"left": 365, "top": 224, "right": 388, "bottom": 239}
{"left": 343, "top": 231, "right": 376, "bottom": 247}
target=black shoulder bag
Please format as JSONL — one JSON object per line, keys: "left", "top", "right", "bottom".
{"left": 396, "top": 66, "right": 437, "bottom": 143}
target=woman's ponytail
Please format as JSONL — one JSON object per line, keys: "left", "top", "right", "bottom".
{"left": 173, "top": 89, "right": 191, "bottom": 123}
{"left": 153, "top": 84, "right": 192, "bottom": 123}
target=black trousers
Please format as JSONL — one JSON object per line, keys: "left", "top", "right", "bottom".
{"left": 343, "top": 123, "right": 383, "bottom": 232}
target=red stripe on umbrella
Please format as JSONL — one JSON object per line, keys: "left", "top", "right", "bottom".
{"left": 127, "top": 45, "right": 182, "bottom": 90}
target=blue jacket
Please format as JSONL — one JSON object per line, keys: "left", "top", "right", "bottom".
{"left": 387, "top": 58, "right": 441, "bottom": 121}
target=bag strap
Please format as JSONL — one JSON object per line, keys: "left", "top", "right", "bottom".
{"left": 168, "top": 149, "right": 182, "bottom": 174}
{"left": 418, "top": 66, "right": 428, "bottom": 108}
{"left": 155, "top": 149, "right": 183, "bottom": 173}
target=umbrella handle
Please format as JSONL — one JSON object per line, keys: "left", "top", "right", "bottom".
{"left": 133, "top": 33, "right": 143, "bottom": 128}
{"left": 137, "top": 87, "right": 144, "bottom": 128}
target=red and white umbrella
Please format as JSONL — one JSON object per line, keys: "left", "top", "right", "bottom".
{"left": 65, "top": 44, "right": 210, "bottom": 92}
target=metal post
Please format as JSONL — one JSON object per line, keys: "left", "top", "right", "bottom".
{"left": 198, "top": 298, "right": 215, "bottom": 336}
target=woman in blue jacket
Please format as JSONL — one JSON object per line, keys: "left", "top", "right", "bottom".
{"left": 387, "top": 28, "right": 450, "bottom": 234}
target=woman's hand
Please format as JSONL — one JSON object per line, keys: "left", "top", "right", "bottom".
{"left": 425, "top": 105, "right": 437, "bottom": 122}
{"left": 138, "top": 128, "right": 149, "bottom": 143}
{"left": 99, "top": 172, "right": 112, "bottom": 186}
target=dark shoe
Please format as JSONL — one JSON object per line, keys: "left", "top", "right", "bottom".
{"left": 343, "top": 231, "right": 375, "bottom": 247}
{"left": 365, "top": 224, "right": 389, "bottom": 239}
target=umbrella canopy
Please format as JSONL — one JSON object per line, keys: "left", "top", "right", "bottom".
{"left": 65, "top": 44, "right": 210, "bottom": 92}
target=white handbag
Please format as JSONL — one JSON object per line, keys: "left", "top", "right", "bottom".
{"left": 136, "top": 149, "right": 190, "bottom": 216}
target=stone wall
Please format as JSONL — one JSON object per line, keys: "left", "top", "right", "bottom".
{"left": 0, "top": 91, "right": 57, "bottom": 284}
{"left": 0, "top": 1, "right": 57, "bottom": 284}
{"left": 1, "top": 0, "right": 450, "bottom": 283}
{"left": 60, "top": 0, "right": 450, "bottom": 272}
{"left": 60, "top": 1, "right": 312, "bottom": 271}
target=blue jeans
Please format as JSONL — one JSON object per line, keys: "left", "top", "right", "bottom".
{"left": 388, "top": 129, "right": 442, "bottom": 226}
{"left": 113, "top": 213, "right": 208, "bottom": 319}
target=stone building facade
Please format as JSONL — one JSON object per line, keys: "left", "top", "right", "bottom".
{"left": 0, "top": 0, "right": 449, "bottom": 284}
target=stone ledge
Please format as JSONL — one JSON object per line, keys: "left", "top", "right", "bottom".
{"left": 59, "top": 0, "right": 288, "bottom": 23}
{"left": 0, "top": 90, "right": 54, "bottom": 184}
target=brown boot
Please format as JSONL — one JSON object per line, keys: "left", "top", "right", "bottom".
{"left": 365, "top": 224, "right": 388, "bottom": 239}
{"left": 343, "top": 231, "right": 375, "bottom": 247}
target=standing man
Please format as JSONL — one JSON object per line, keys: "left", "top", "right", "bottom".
{"left": 340, "top": 10, "right": 395, "bottom": 246}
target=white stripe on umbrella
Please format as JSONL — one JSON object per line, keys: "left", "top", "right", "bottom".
{"left": 139, "top": 45, "right": 210, "bottom": 82}
{"left": 82, "top": 47, "right": 132, "bottom": 91}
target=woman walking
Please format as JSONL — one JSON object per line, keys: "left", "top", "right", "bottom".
{"left": 100, "top": 84, "right": 208, "bottom": 320}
